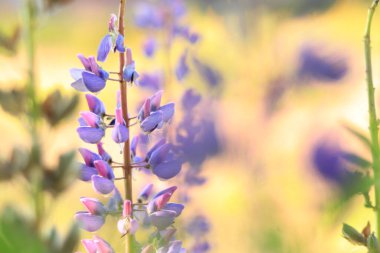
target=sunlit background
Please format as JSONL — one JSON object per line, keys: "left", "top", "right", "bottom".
{"left": 0, "top": 0, "right": 379, "bottom": 252}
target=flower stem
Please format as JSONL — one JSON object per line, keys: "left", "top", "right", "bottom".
{"left": 117, "top": 0, "right": 134, "bottom": 252}
{"left": 24, "top": 0, "right": 44, "bottom": 235}
{"left": 364, "top": 0, "right": 380, "bottom": 239}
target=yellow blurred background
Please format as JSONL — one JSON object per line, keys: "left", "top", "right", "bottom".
{"left": 1, "top": 0, "right": 379, "bottom": 252}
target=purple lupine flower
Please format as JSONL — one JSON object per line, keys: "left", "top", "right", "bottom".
{"left": 70, "top": 54, "right": 108, "bottom": 92}
{"left": 82, "top": 236, "right": 115, "bottom": 253}
{"left": 146, "top": 140, "right": 182, "bottom": 180}
{"left": 157, "top": 240, "right": 186, "bottom": 253}
{"left": 79, "top": 148, "right": 102, "bottom": 167}
{"left": 138, "top": 91, "right": 175, "bottom": 133}
{"left": 77, "top": 111, "right": 105, "bottom": 144}
{"left": 114, "top": 34, "right": 125, "bottom": 53}
{"left": 138, "top": 183, "right": 154, "bottom": 203}
{"left": 186, "top": 215, "right": 210, "bottom": 237}
{"left": 192, "top": 57, "right": 222, "bottom": 87}
{"left": 191, "top": 241, "right": 210, "bottom": 253}
{"left": 134, "top": 3, "right": 164, "bottom": 28}
{"left": 175, "top": 50, "right": 189, "bottom": 81}
{"left": 97, "top": 34, "right": 113, "bottom": 62}
{"left": 143, "top": 37, "right": 157, "bottom": 57}
{"left": 138, "top": 71, "right": 163, "bottom": 91}
{"left": 123, "top": 48, "right": 139, "bottom": 83}
{"left": 181, "top": 89, "right": 201, "bottom": 110}
{"left": 106, "top": 188, "right": 123, "bottom": 212}
{"left": 94, "top": 160, "right": 115, "bottom": 180}
{"left": 108, "top": 13, "right": 117, "bottom": 32}
{"left": 117, "top": 200, "right": 139, "bottom": 236}
{"left": 149, "top": 210, "right": 177, "bottom": 230}
{"left": 80, "top": 197, "right": 107, "bottom": 216}
{"left": 97, "top": 142, "right": 112, "bottom": 163}
{"left": 112, "top": 108, "right": 129, "bottom": 143}
{"left": 297, "top": 44, "right": 348, "bottom": 82}
{"left": 86, "top": 94, "right": 106, "bottom": 116}
{"left": 92, "top": 174, "right": 115, "bottom": 195}
{"left": 75, "top": 211, "right": 105, "bottom": 232}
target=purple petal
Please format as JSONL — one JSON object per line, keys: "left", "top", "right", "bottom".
{"left": 70, "top": 68, "right": 85, "bottom": 80}
{"left": 97, "top": 34, "right": 113, "bottom": 62}
{"left": 146, "top": 139, "right": 166, "bottom": 160}
{"left": 80, "top": 197, "right": 106, "bottom": 215}
{"left": 138, "top": 183, "right": 154, "bottom": 203}
{"left": 97, "top": 142, "right": 112, "bottom": 163}
{"left": 71, "top": 78, "right": 89, "bottom": 92}
{"left": 93, "top": 235, "right": 115, "bottom": 253}
{"left": 112, "top": 124, "right": 129, "bottom": 143}
{"left": 150, "top": 90, "right": 163, "bottom": 111}
{"left": 131, "top": 135, "right": 139, "bottom": 157}
{"left": 79, "top": 164, "right": 98, "bottom": 181}
{"left": 159, "top": 103, "right": 175, "bottom": 123}
{"left": 153, "top": 186, "right": 177, "bottom": 199}
{"left": 123, "top": 62, "right": 139, "bottom": 83}
{"left": 106, "top": 188, "right": 123, "bottom": 212}
{"left": 138, "top": 97, "right": 151, "bottom": 122}
{"left": 115, "top": 34, "right": 125, "bottom": 53}
{"left": 94, "top": 160, "right": 114, "bottom": 180}
{"left": 92, "top": 175, "right": 115, "bottom": 194}
{"left": 82, "top": 239, "right": 97, "bottom": 253}
{"left": 152, "top": 159, "right": 182, "bottom": 180}
{"left": 140, "top": 111, "right": 163, "bottom": 133}
{"left": 75, "top": 211, "right": 105, "bottom": 232}
{"left": 77, "top": 127, "right": 105, "bottom": 144}
{"left": 82, "top": 71, "right": 106, "bottom": 93}
{"left": 79, "top": 148, "right": 102, "bottom": 167}
{"left": 77, "top": 54, "right": 91, "bottom": 71}
{"left": 80, "top": 111, "right": 101, "bottom": 128}
{"left": 86, "top": 94, "right": 106, "bottom": 116}
{"left": 149, "top": 210, "right": 177, "bottom": 230}
{"left": 163, "top": 203, "right": 184, "bottom": 217}
{"left": 149, "top": 143, "right": 171, "bottom": 168}
{"left": 88, "top": 56, "right": 100, "bottom": 75}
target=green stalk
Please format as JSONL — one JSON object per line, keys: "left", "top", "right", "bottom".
{"left": 364, "top": 0, "right": 380, "bottom": 239}
{"left": 117, "top": 0, "right": 134, "bottom": 252}
{"left": 24, "top": 0, "right": 44, "bottom": 234}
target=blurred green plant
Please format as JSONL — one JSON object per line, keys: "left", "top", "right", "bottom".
{"left": 0, "top": 0, "right": 79, "bottom": 252}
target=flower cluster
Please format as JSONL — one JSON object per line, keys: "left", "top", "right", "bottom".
{"left": 71, "top": 11, "right": 185, "bottom": 253}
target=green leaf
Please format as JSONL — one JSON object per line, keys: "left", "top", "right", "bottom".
{"left": 342, "top": 152, "right": 371, "bottom": 170}
{"left": 342, "top": 223, "right": 366, "bottom": 245}
{"left": 343, "top": 124, "right": 371, "bottom": 149}
{"left": 0, "top": 89, "right": 26, "bottom": 115}
{"left": 41, "top": 90, "right": 79, "bottom": 126}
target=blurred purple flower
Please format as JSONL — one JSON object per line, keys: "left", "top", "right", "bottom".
{"left": 176, "top": 50, "right": 189, "bottom": 81}
{"left": 297, "top": 44, "right": 348, "bottom": 82}
{"left": 143, "top": 37, "right": 157, "bottom": 57}
{"left": 139, "top": 71, "right": 163, "bottom": 91}
{"left": 192, "top": 57, "right": 222, "bottom": 87}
